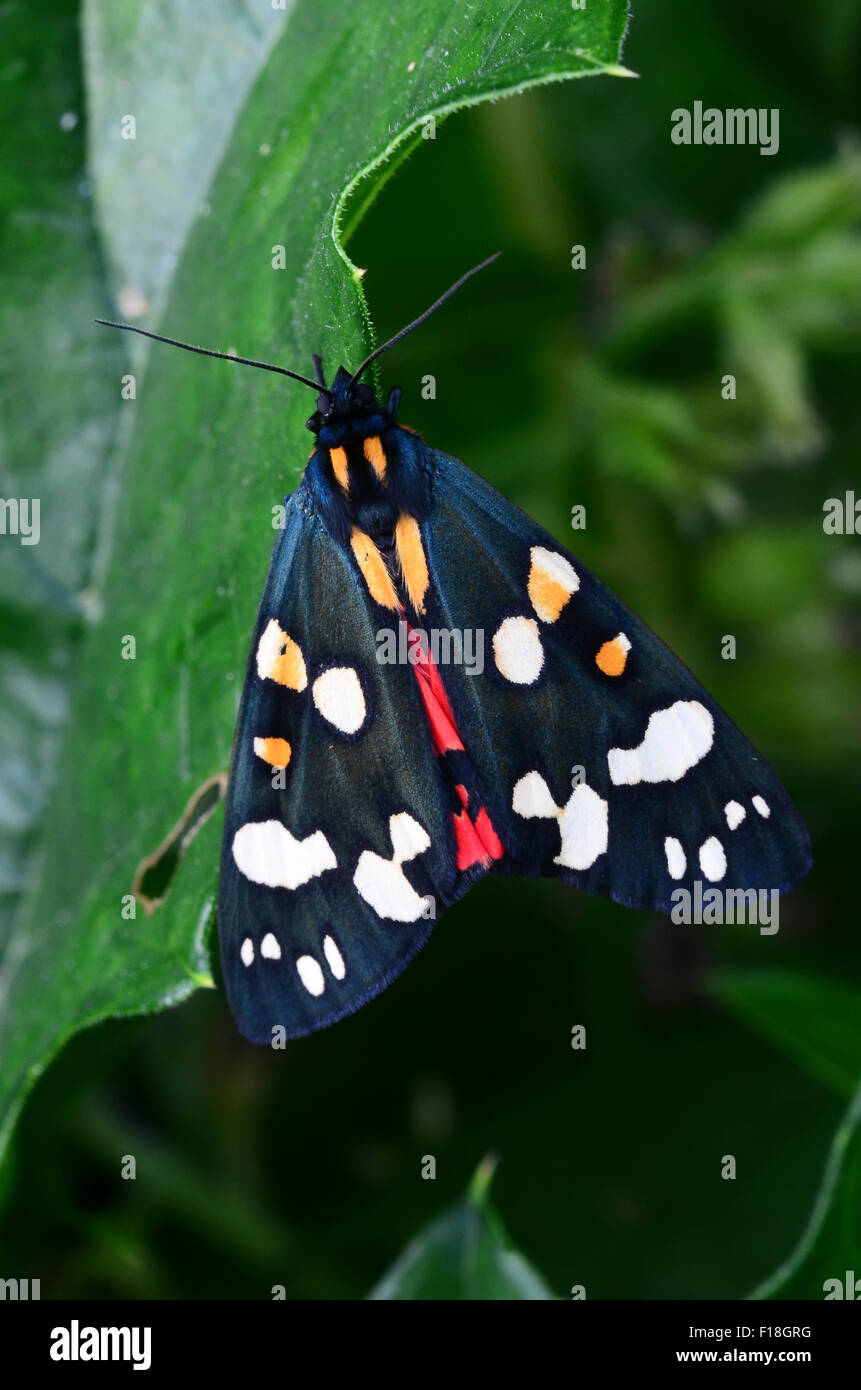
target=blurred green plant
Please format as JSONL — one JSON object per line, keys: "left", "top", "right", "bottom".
{"left": 369, "top": 1155, "right": 557, "bottom": 1299}
{"left": 751, "top": 1073, "right": 861, "bottom": 1301}
{"left": 570, "top": 142, "right": 861, "bottom": 509}
{"left": 749, "top": 1076, "right": 861, "bottom": 1299}
{"left": 715, "top": 969, "right": 861, "bottom": 1100}
{"left": 706, "top": 967, "right": 861, "bottom": 1297}
{"left": 370, "top": 970, "right": 861, "bottom": 1300}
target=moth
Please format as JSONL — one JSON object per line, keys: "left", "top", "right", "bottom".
{"left": 98, "top": 256, "right": 811, "bottom": 1044}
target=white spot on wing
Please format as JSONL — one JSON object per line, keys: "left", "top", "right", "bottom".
{"left": 354, "top": 857, "right": 427, "bottom": 921}
{"left": 240, "top": 937, "right": 254, "bottom": 966}
{"left": 699, "top": 836, "right": 727, "bottom": 882}
{"left": 664, "top": 836, "right": 686, "bottom": 879}
{"left": 353, "top": 812, "right": 431, "bottom": 922}
{"left": 752, "top": 795, "right": 771, "bottom": 818}
{"left": 256, "top": 619, "right": 282, "bottom": 679}
{"left": 323, "top": 934, "right": 346, "bottom": 979}
{"left": 512, "top": 770, "right": 559, "bottom": 820}
{"left": 608, "top": 700, "right": 714, "bottom": 786}
{"left": 261, "top": 932, "right": 281, "bottom": 960}
{"left": 557, "top": 784, "right": 608, "bottom": 870}
{"left": 725, "top": 800, "right": 746, "bottom": 830}
{"left": 312, "top": 666, "right": 367, "bottom": 734}
{"left": 232, "top": 820, "right": 336, "bottom": 889}
{"left": 296, "top": 955, "right": 325, "bottom": 996}
{"left": 389, "top": 811, "right": 431, "bottom": 863}
{"left": 512, "top": 771, "right": 608, "bottom": 870}
{"left": 493, "top": 615, "right": 544, "bottom": 684}
{"left": 530, "top": 548, "right": 578, "bottom": 589}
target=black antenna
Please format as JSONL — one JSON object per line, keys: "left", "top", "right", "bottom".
{"left": 348, "top": 252, "right": 501, "bottom": 388}
{"left": 93, "top": 319, "right": 326, "bottom": 393}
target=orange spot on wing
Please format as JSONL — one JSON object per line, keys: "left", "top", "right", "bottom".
{"left": 596, "top": 632, "right": 631, "bottom": 676}
{"left": 253, "top": 736, "right": 291, "bottom": 768}
{"left": 274, "top": 645, "right": 305, "bottom": 688}
{"left": 529, "top": 569, "right": 570, "bottom": 623}
{"left": 527, "top": 550, "right": 579, "bottom": 624}
{"left": 363, "top": 434, "right": 387, "bottom": 481}
{"left": 350, "top": 527, "right": 399, "bottom": 609}
{"left": 257, "top": 619, "right": 307, "bottom": 690}
{"left": 395, "top": 514, "right": 429, "bottom": 615}
{"left": 330, "top": 445, "right": 349, "bottom": 493}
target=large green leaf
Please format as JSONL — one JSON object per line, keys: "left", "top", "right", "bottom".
{"left": 369, "top": 1158, "right": 557, "bottom": 1299}
{"left": 0, "top": 4, "right": 120, "bottom": 952}
{"left": 0, "top": 0, "right": 631, "bottom": 1158}
{"left": 714, "top": 968, "right": 861, "bottom": 1099}
{"left": 82, "top": 0, "right": 292, "bottom": 325}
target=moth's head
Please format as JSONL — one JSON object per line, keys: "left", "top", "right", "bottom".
{"left": 93, "top": 255, "right": 499, "bottom": 440}
{"left": 305, "top": 366, "right": 381, "bottom": 436}
{"left": 305, "top": 364, "right": 405, "bottom": 446}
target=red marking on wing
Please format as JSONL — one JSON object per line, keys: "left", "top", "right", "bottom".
{"left": 410, "top": 636, "right": 464, "bottom": 754}
{"left": 407, "top": 622, "right": 504, "bottom": 870}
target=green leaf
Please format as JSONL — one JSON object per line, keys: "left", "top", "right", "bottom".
{"left": 0, "top": 3, "right": 121, "bottom": 942}
{"left": 82, "top": 0, "right": 291, "bottom": 325}
{"left": 749, "top": 1078, "right": 861, "bottom": 1299}
{"left": 0, "top": 0, "right": 631, "bottom": 1159}
{"left": 713, "top": 968, "right": 861, "bottom": 1099}
{"left": 369, "top": 1157, "right": 557, "bottom": 1299}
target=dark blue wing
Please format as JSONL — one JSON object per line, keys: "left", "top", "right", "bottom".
{"left": 217, "top": 486, "right": 457, "bottom": 1043}
{"left": 418, "top": 449, "right": 812, "bottom": 913}
{"left": 219, "top": 444, "right": 811, "bottom": 1044}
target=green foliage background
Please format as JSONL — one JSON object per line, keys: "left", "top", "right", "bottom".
{"left": 0, "top": 0, "right": 859, "bottom": 1298}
